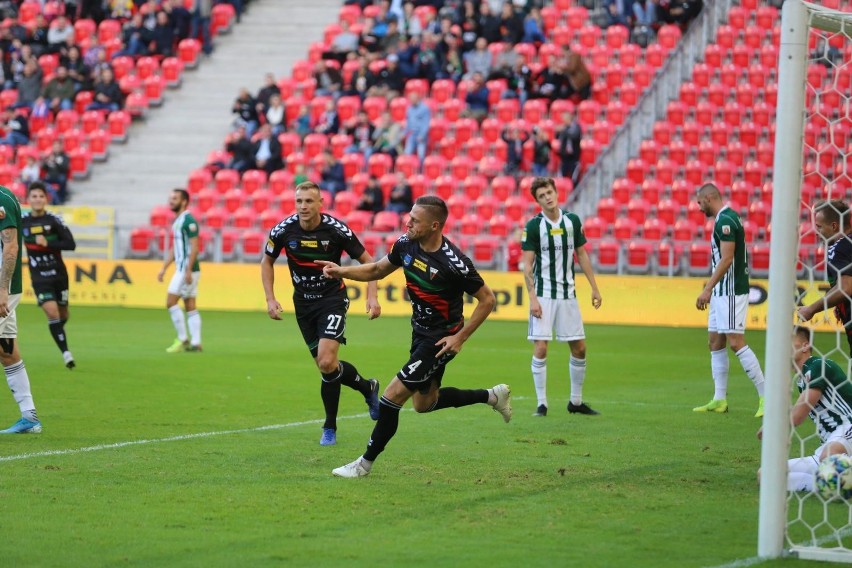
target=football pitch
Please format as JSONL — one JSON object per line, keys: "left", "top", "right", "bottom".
{"left": 0, "top": 305, "right": 838, "bottom": 567}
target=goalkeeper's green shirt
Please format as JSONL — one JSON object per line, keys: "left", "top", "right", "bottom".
{"left": 798, "top": 356, "right": 852, "bottom": 442}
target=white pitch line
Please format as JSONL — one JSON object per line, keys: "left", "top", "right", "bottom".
{"left": 708, "top": 526, "right": 852, "bottom": 568}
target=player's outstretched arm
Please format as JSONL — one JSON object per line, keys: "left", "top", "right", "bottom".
{"left": 436, "top": 284, "right": 496, "bottom": 357}
{"left": 798, "top": 275, "right": 852, "bottom": 321}
{"left": 260, "top": 255, "right": 283, "bottom": 320}
{"left": 575, "top": 246, "right": 602, "bottom": 309}
{"left": 355, "top": 250, "right": 382, "bottom": 320}
{"left": 316, "top": 256, "right": 397, "bottom": 282}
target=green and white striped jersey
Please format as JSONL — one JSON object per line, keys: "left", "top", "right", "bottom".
{"left": 711, "top": 205, "right": 749, "bottom": 296}
{"left": 172, "top": 210, "right": 200, "bottom": 273}
{"left": 521, "top": 210, "right": 586, "bottom": 299}
{"left": 798, "top": 356, "right": 852, "bottom": 442}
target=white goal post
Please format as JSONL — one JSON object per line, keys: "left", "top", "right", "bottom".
{"left": 759, "top": 0, "right": 852, "bottom": 562}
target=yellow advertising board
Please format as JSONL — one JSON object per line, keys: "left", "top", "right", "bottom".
{"left": 23, "top": 259, "right": 841, "bottom": 334}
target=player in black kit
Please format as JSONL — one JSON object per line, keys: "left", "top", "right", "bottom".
{"left": 22, "top": 181, "right": 76, "bottom": 369}
{"left": 261, "top": 181, "right": 381, "bottom": 446}
{"left": 799, "top": 199, "right": 852, "bottom": 355}
{"left": 318, "top": 195, "right": 512, "bottom": 478}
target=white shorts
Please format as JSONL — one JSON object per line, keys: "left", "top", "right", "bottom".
{"left": 528, "top": 297, "right": 585, "bottom": 342}
{"left": 0, "top": 293, "right": 20, "bottom": 339}
{"left": 167, "top": 271, "right": 200, "bottom": 299}
{"left": 707, "top": 294, "right": 748, "bottom": 334}
{"left": 788, "top": 423, "right": 852, "bottom": 473}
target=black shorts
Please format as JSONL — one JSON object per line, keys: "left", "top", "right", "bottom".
{"left": 32, "top": 277, "right": 69, "bottom": 307}
{"left": 294, "top": 294, "right": 349, "bottom": 353}
{"left": 396, "top": 330, "right": 457, "bottom": 394}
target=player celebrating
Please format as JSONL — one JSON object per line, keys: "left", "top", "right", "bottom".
{"left": 318, "top": 195, "right": 512, "bottom": 478}
{"left": 797, "top": 200, "right": 852, "bottom": 355}
{"left": 693, "top": 183, "right": 766, "bottom": 417}
{"left": 522, "top": 177, "right": 601, "bottom": 417}
{"left": 757, "top": 327, "right": 852, "bottom": 492}
{"left": 261, "top": 181, "right": 381, "bottom": 446}
{"left": 22, "top": 181, "right": 76, "bottom": 369}
{"left": 0, "top": 184, "right": 41, "bottom": 433}
{"left": 157, "top": 189, "right": 203, "bottom": 353}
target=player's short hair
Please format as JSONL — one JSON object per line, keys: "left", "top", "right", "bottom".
{"left": 295, "top": 181, "right": 321, "bottom": 195}
{"left": 415, "top": 195, "right": 448, "bottom": 226}
{"left": 794, "top": 326, "right": 813, "bottom": 344}
{"left": 814, "top": 199, "right": 850, "bottom": 229}
{"left": 530, "top": 177, "right": 556, "bottom": 199}
{"left": 172, "top": 188, "right": 190, "bottom": 203}
{"left": 27, "top": 181, "right": 48, "bottom": 195}
{"left": 697, "top": 182, "right": 721, "bottom": 199}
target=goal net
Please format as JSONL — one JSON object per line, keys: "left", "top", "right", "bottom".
{"left": 760, "top": 0, "right": 852, "bottom": 562}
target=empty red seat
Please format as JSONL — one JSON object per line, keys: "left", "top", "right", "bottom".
{"left": 748, "top": 200, "right": 771, "bottom": 228}
{"left": 613, "top": 218, "right": 638, "bottom": 240}
{"left": 240, "top": 230, "right": 266, "bottom": 260}
{"left": 372, "top": 211, "right": 400, "bottom": 232}
{"left": 595, "top": 239, "right": 620, "bottom": 274}
{"left": 688, "top": 243, "right": 712, "bottom": 275}
{"left": 583, "top": 216, "right": 607, "bottom": 240}
{"left": 627, "top": 198, "right": 651, "bottom": 224}
{"left": 178, "top": 39, "right": 201, "bottom": 69}
{"left": 626, "top": 241, "right": 653, "bottom": 274}
{"left": 611, "top": 177, "right": 633, "bottom": 205}
{"left": 597, "top": 197, "right": 618, "bottom": 224}
{"left": 215, "top": 169, "right": 240, "bottom": 194}
{"left": 128, "top": 227, "right": 155, "bottom": 257}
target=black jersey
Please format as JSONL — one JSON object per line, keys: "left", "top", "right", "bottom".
{"left": 387, "top": 234, "right": 485, "bottom": 337}
{"left": 827, "top": 235, "right": 852, "bottom": 334}
{"left": 265, "top": 213, "right": 366, "bottom": 300}
{"left": 21, "top": 210, "right": 75, "bottom": 284}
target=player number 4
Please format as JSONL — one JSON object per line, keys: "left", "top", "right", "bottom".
{"left": 399, "top": 360, "right": 421, "bottom": 378}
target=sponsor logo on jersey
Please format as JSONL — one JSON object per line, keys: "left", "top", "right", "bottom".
{"left": 288, "top": 240, "right": 298, "bottom": 249}
{"left": 0, "top": 206, "right": 6, "bottom": 220}
{"left": 429, "top": 267, "right": 439, "bottom": 279}
{"left": 413, "top": 258, "right": 427, "bottom": 272}
{"left": 266, "top": 239, "right": 275, "bottom": 253}
{"left": 321, "top": 240, "right": 330, "bottom": 250}
{"left": 403, "top": 254, "right": 412, "bottom": 267}
{"left": 722, "top": 225, "right": 730, "bottom": 235}
{"left": 293, "top": 274, "right": 301, "bottom": 283}
{"left": 521, "top": 230, "right": 527, "bottom": 242}
{"left": 549, "top": 228, "right": 564, "bottom": 236}
{"left": 188, "top": 223, "right": 197, "bottom": 232}
{"left": 301, "top": 240, "right": 318, "bottom": 248}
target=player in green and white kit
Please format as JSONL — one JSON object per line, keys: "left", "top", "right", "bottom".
{"left": 157, "top": 189, "right": 202, "bottom": 353}
{"left": 694, "top": 183, "right": 766, "bottom": 417}
{"left": 0, "top": 185, "right": 41, "bottom": 433}
{"left": 522, "top": 177, "right": 602, "bottom": 417}
{"left": 757, "top": 327, "right": 852, "bottom": 492}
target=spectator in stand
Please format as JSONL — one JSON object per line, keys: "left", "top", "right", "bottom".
{"left": 463, "top": 37, "right": 492, "bottom": 80}
{"left": 414, "top": 32, "right": 441, "bottom": 82}
{"left": 400, "top": 1, "right": 422, "bottom": 38}
{"left": 438, "top": 33, "right": 463, "bottom": 82}
{"left": 386, "top": 173, "right": 413, "bottom": 214}
{"left": 256, "top": 73, "right": 280, "bottom": 111}
{"left": 265, "top": 94, "right": 285, "bottom": 135}
{"left": 603, "top": 0, "right": 631, "bottom": 27}
{"left": 41, "top": 65, "right": 75, "bottom": 112}
{"left": 532, "top": 127, "right": 551, "bottom": 177}
{"left": 313, "top": 59, "right": 343, "bottom": 98}
{"left": 532, "top": 59, "right": 566, "bottom": 102}
{"left": 499, "top": 2, "right": 525, "bottom": 44}
{"left": 357, "top": 177, "right": 385, "bottom": 214}
{"left": 371, "top": 111, "right": 403, "bottom": 159}
{"left": 464, "top": 72, "right": 490, "bottom": 121}
{"left": 632, "top": 0, "right": 658, "bottom": 27}
{"left": 457, "top": 0, "right": 479, "bottom": 51}
{"left": 657, "top": 0, "right": 703, "bottom": 27}
{"left": 292, "top": 104, "right": 312, "bottom": 139}
{"left": 47, "top": 16, "right": 74, "bottom": 54}
{"left": 28, "top": 15, "right": 50, "bottom": 57}
{"left": 345, "top": 57, "right": 375, "bottom": 100}
{"left": 149, "top": 11, "right": 176, "bottom": 57}
{"left": 319, "top": 150, "right": 346, "bottom": 197}
{"left": 43, "top": 140, "right": 70, "bottom": 204}
{"left": 8, "top": 43, "right": 32, "bottom": 88}
{"left": 359, "top": 17, "right": 382, "bottom": 56}
{"left": 315, "top": 99, "right": 340, "bottom": 136}
{"left": 502, "top": 124, "right": 530, "bottom": 175}
{"left": 252, "top": 124, "right": 283, "bottom": 175}
{"left": 478, "top": 2, "right": 501, "bottom": 43}
{"left": 420, "top": 8, "right": 440, "bottom": 35}
{"left": 293, "top": 163, "right": 309, "bottom": 186}
{"left": 0, "top": 108, "right": 30, "bottom": 147}
{"left": 368, "top": 54, "right": 403, "bottom": 99}
{"left": 372, "top": 2, "right": 393, "bottom": 38}
{"left": 62, "top": 45, "right": 90, "bottom": 93}
{"left": 20, "top": 155, "right": 41, "bottom": 186}
{"left": 325, "top": 19, "right": 360, "bottom": 64}
{"left": 117, "top": 13, "right": 151, "bottom": 57}
{"left": 522, "top": 7, "right": 546, "bottom": 44}
{"left": 0, "top": 49, "right": 11, "bottom": 90}
{"left": 381, "top": 18, "right": 403, "bottom": 53}
{"left": 558, "top": 110, "right": 583, "bottom": 185}
{"left": 564, "top": 48, "right": 592, "bottom": 101}
{"left": 506, "top": 59, "right": 534, "bottom": 104}
{"left": 346, "top": 110, "right": 376, "bottom": 157}
{"left": 190, "top": 0, "right": 214, "bottom": 56}
{"left": 15, "top": 59, "right": 43, "bottom": 109}
{"left": 403, "top": 91, "right": 430, "bottom": 165}
{"left": 232, "top": 88, "right": 259, "bottom": 137}
{"left": 489, "top": 40, "right": 519, "bottom": 81}
{"left": 226, "top": 125, "right": 255, "bottom": 173}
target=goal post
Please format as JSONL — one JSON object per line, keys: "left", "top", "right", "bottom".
{"left": 760, "top": 0, "right": 852, "bottom": 562}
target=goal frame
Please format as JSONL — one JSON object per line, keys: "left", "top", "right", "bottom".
{"left": 759, "top": 0, "right": 852, "bottom": 561}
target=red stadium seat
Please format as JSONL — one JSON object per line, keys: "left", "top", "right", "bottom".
{"left": 595, "top": 239, "right": 620, "bottom": 274}
{"left": 625, "top": 241, "right": 653, "bottom": 274}
{"left": 583, "top": 216, "right": 607, "bottom": 240}
{"left": 687, "top": 243, "right": 712, "bottom": 275}
{"left": 239, "top": 230, "right": 266, "bottom": 260}
{"left": 611, "top": 178, "right": 633, "bottom": 205}
{"left": 128, "top": 227, "right": 155, "bottom": 258}
{"left": 627, "top": 198, "right": 651, "bottom": 224}
{"left": 178, "top": 39, "right": 201, "bottom": 69}
{"left": 597, "top": 197, "right": 618, "bottom": 224}
{"left": 372, "top": 211, "right": 400, "bottom": 232}
{"left": 656, "top": 242, "right": 683, "bottom": 275}
{"left": 613, "top": 218, "right": 638, "bottom": 240}
{"left": 333, "top": 191, "right": 358, "bottom": 217}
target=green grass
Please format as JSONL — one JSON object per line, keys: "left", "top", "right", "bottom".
{"left": 0, "top": 305, "right": 842, "bottom": 567}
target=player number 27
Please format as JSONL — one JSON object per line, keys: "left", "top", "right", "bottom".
{"left": 326, "top": 314, "right": 343, "bottom": 332}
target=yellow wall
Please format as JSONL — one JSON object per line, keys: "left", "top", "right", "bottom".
{"left": 26, "top": 259, "right": 839, "bottom": 333}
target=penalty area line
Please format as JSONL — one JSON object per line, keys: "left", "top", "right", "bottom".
{"left": 0, "top": 413, "right": 369, "bottom": 463}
